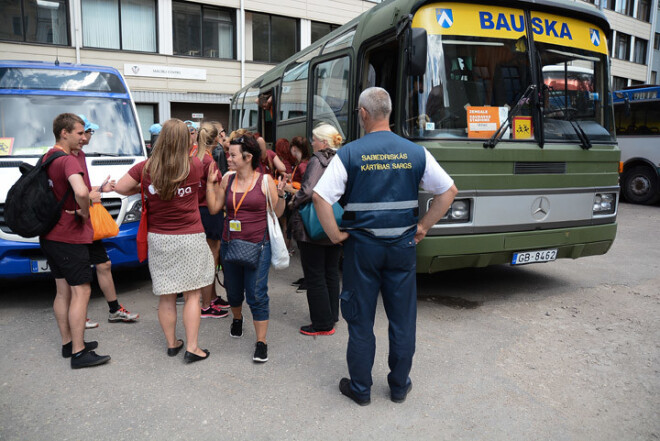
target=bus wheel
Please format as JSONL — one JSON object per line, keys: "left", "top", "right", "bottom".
{"left": 622, "top": 165, "right": 660, "bottom": 205}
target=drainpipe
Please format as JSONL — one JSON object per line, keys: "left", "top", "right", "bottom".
{"left": 241, "top": 0, "right": 245, "bottom": 88}
{"left": 73, "top": 0, "right": 82, "bottom": 63}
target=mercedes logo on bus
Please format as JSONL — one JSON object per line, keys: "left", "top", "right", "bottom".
{"left": 531, "top": 197, "right": 550, "bottom": 221}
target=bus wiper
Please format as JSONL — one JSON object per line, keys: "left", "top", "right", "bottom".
{"left": 567, "top": 117, "right": 591, "bottom": 150}
{"left": 84, "top": 151, "right": 119, "bottom": 157}
{"left": 546, "top": 105, "right": 592, "bottom": 150}
{"left": 484, "top": 84, "right": 536, "bottom": 149}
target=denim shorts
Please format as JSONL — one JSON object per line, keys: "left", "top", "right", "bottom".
{"left": 221, "top": 240, "right": 271, "bottom": 321}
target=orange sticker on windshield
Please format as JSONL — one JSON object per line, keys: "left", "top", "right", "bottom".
{"left": 467, "top": 107, "right": 507, "bottom": 138}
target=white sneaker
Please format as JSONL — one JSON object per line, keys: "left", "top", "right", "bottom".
{"left": 85, "top": 318, "right": 99, "bottom": 329}
{"left": 108, "top": 306, "right": 139, "bottom": 322}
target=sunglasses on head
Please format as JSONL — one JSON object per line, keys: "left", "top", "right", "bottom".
{"left": 86, "top": 129, "right": 95, "bottom": 135}
{"left": 230, "top": 136, "right": 244, "bottom": 145}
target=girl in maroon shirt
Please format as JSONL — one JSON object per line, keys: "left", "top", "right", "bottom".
{"left": 115, "top": 119, "right": 224, "bottom": 363}
{"left": 213, "top": 133, "right": 286, "bottom": 363}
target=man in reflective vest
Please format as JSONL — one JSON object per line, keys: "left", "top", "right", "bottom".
{"left": 313, "top": 87, "right": 458, "bottom": 405}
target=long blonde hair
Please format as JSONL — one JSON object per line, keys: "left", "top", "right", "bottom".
{"left": 196, "top": 122, "right": 218, "bottom": 160}
{"left": 312, "top": 123, "right": 343, "bottom": 149}
{"left": 146, "top": 119, "right": 191, "bottom": 201}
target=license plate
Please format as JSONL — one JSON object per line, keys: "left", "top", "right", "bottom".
{"left": 511, "top": 249, "right": 558, "bottom": 265}
{"left": 31, "top": 259, "right": 51, "bottom": 273}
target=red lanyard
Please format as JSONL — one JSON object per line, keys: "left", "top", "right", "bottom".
{"left": 232, "top": 172, "right": 257, "bottom": 218}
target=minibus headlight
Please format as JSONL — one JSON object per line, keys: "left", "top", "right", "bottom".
{"left": 592, "top": 192, "right": 616, "bottom": 215}
{"left": 123, "top": 199, "right": 142, "bottom": 223}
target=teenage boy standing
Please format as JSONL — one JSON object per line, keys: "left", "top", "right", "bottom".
{"left": 39, "top": 113, "right": 111, "bottom": 368}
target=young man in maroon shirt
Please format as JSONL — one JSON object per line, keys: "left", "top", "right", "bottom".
{"left": 39, "top": 113, "right": 111, "bottom": 369}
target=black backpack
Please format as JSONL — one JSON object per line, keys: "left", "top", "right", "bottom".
{"left": 5, "top": 151, "right": 72, "bottom": 238}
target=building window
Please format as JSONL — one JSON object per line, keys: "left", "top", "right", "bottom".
{"left": 311, "top": 21, "right": 339, "bottom": 44}
{"left": 637, "top": 0, "right": 651, "bottom": 21}
{"left": 614, "top": 0, "right": 634, "bottom": 15}
{"left": 651, "top": 71, "right": 657, "bottom": 85}
{"left": 615, "top": 33, "right": 631, "bottom": 60}
{"left": 612, "top": 76, "right": 628, "bottom": 90}
{"left": 633, "top": 38, "right": 648, "bottom": 64}
{"left": 0, "top": 0, "right": 68, "bottom": 45}
{"left": 82, "top": 0, "right": 157, "bottom": 52}
{"left": 655, "top": 33, "right": 660, "bottom": 50}
{"left": 252, "top": 12, "right": 299, "bottom": 63}
{"left": 173, "top": 1, "right": 234, "bottom": 58}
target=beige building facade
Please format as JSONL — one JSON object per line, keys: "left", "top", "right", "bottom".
{"left": 0, "top": 0, "right": 656, "bottom": 138}
{"left": 1, "top": 0, "right": 379, "bottom": 139}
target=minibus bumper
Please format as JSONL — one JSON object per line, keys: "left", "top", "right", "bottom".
{"left": 0, "top": 222, "right": 143, "bottom": 279}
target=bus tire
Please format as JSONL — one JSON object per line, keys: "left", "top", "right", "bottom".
{"left": 622, "top": 165, "right": 660, "bottom": 205}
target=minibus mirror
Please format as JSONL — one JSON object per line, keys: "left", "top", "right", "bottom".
{"left": 408, "top": 28, "right": 427, "bottom": 77}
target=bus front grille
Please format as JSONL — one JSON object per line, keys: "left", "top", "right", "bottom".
{"left": 514, "top": 162, "right": 566, "bottom": 174}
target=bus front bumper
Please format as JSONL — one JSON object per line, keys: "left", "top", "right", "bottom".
{"left": 416, "top": 223, "right": 617, "bottom": 273}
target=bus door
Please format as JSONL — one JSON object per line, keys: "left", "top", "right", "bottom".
{"left": 360, "top": 34, "right": 400, "bottom": 134}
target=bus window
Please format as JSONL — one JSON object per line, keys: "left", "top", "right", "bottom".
{"left": 280, "top": 61, "right": 309, "bottom": 121}
{"left": 312, "top": 56, "right": 350, "bottom": 137}
{"left": 539, "top": 45, "right": 614, "bottom": 142}
{"left": 241, "top": 87, "right": 260, "bottom": 131}
{"left": 406, "top": 33, "right": 531, "bottom": 138}
{"left": 321, "top": 29, "right": 355, "bottom": 54}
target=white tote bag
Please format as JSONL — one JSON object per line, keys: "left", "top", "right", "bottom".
{"left": 263, "top": 176, "right": 289, "bottom": 270}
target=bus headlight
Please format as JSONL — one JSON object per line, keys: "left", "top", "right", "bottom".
{"left": 438, "top": 199, "right": 471, "bottom": 223}
{"left": 123, "top": 199, "right": 142, "bottom": 223}
{"left": 593, "top": 192, "right": 616, "bottom": 215}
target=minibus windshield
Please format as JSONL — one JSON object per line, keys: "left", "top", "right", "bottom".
{"left": 0, "top": 95, "right": 143, "bottom": 157}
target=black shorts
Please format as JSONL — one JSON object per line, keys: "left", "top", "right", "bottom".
{"left": 89, "top": 240, "right": 110, "bottom": 265}
{"left": 199, "top": 206, "right": 224, "bottom": 240}
{"left": 39, "top": 239, "right": 93, "bottom": 286}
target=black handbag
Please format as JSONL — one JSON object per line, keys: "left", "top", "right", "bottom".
{"left": 224, "top": 238, "right": 263, "bottom": 269}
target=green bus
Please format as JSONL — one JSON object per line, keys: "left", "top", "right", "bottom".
{"left": 230, "top": 0, "right": 619, "bottom": 273}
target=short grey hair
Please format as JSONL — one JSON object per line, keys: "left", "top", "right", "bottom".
{"left": 358, "top": 87, "right": 391, "bottom": 120}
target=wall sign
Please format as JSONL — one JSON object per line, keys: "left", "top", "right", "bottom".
{"left": 124, "top": 64, "right": 207, "bottom": 81}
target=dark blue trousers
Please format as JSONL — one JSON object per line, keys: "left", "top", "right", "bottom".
{"left": 340, "top": 236, "right": 417, "bottom": 401}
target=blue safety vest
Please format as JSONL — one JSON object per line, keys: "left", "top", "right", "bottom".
{"left": 338, "top": 131, "right": 426, "bottom": 240}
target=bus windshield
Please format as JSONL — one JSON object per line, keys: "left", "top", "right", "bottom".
{"left": 407, "top": 4, "right": 615, "bottom": 143}
{"left": 0, "top": 95, "right": 142, "bottom": 157}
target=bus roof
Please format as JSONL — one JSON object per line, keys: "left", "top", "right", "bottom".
{"left": 613, "top": 86, "right": 660, "bottom": 104}
{"left": 238, "top": 0, "right": 610, "bottom": 93}
{"left": 0, "top": 60, "right": 129, "bottom": 96}
{"left": 0, "top": 60, "right": 124, "bottom": 76}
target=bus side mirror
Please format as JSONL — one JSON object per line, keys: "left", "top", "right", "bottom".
{"left": 408, "top": 28, "right": 427, "bottom": 77}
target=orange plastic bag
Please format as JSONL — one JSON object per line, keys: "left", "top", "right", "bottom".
{"left": 90, "top": 203, "right": 119, "bottom": 241}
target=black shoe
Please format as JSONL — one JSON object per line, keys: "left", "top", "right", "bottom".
{"left": 339, "top": 378, "right": 370, "bottom": 406}
{"left": 296, "top": 282, "right": 307, "bottom": 292}
{"left": 167, "top": 339, "right": 184, "bottom": 357}
{"left": 62, "top": 341, "right": 98, "bottom": 358}
{"left": 391, "top": 382, "right": 413, "bottom": 403}
{"left": 253, "top": 341, "right": 268, "bottom": 363}
{"left": 183, "top": 349, "right": 210, "bottom": 364}
{"left": 230, "top": 318, "right": 243, "bottom": 338}
{"left": 71, "top": 350, "right": 111, "bottom": 369}
{"left": 291, "top": 277, "right": 304, "bottom": 286}
{"left": 175, "top": 293, "right": 184, "bottom": 305}
{"left": 300, "top": 324, "right": 336, "bottom": 336}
